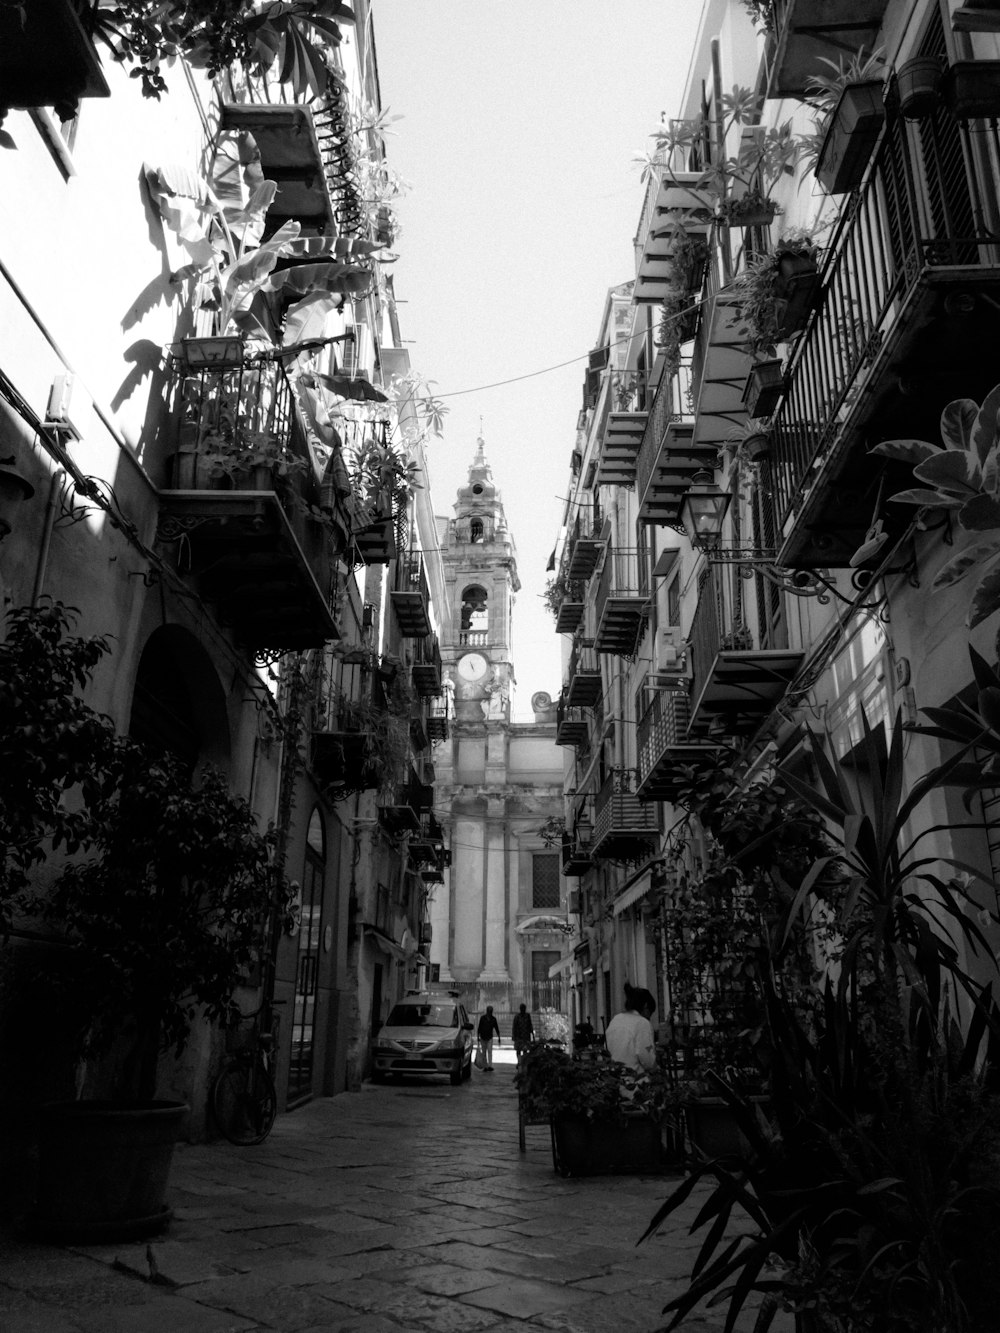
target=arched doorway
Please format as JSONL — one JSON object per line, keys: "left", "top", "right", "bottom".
{"left": 287, "top": 808, "right": 325, "bottom": 1105}
{"left": 128, "top": 625, "right": 230, "bottom": 770}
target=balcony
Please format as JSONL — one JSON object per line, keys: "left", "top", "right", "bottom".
{"left": 635, "top": 362, "right": 718, "bottom": 525}
{"left": 767, "top": 0, "right": 890, "bottom": 99}
{"left": 353, "top": 512, "right": 398, "bottom": 565}
{"left": 690, "top": 258, "right": 753, "bottom": 455}
{"left": 561, "top": 831, "right": 593, "bottom": 877}
{"left": 565, "top": 637, "right": 602, "bottom": 707}
{"left": 688, "top": 567, "right": 804, "bottom": 735}
{"left": 596, "top": 373, "right": 652, "bottom": 486}
{"left": 633, "top": 170, "right": 716, "bottom": 306}
{"left": 222, "top": 74, "right": 365, "bottom": 238}
{"left": 378, "top": 777, "right": 433, "bottom": 835}
{"left": 157, "top": 359, "right": 339, "bottom": 650}
{"left": 769, "top": 86, "right": 1000, "bottom": 567}
{"left": 555, "top": 694, "right": 590, "bottom": 748}
{"left": 554, "top": 580, "right": 586, "bottom": 635}
{"left": 427, "top": 696, "right": 450, "bottom": 742}
{"left": 593, "top": 549, "right": 649, "bottom": 657}
{"left": 311, "top": 728, "right": 377, "bottom": 797}
{"left": 636, "top": 689, "right": 720, "bottom": 801}
{"left": 566, "top": 504, "right": 605, "bottom": 581}
{"left": 409, "top": 812, "right": 446, "bottom": 874}
{"left": 0, "top": 0, "right": 110, "bottom": 113}
{"left": 411, "top": 633, "right": 443, "bottom": 698}
{"left": 390, "top": 550, "right": 432, "bottom": 637}
{"left": 592, "top": 770, "right": 659, "bottom": 863}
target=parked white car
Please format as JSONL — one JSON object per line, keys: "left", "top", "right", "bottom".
{"left": 371, "top": 992, "right": 475, "bottom": 1086}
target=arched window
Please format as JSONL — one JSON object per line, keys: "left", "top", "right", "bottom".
{"left": 470, "top": 518, "right": 484, "bottom": 543}
{"left": 460, "top": 585, "right": 489, "bottom": 637}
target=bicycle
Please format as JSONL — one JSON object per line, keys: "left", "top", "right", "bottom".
{"left": 211, "top": 1013, "right": 279, "bottom": 1146}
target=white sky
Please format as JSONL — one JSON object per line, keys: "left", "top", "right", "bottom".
{"left": 374, "top": 2, "right": 704, "bottom": 718}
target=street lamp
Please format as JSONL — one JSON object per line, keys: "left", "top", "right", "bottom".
{"left": 679, "top": 471, "right": 730, "bottom": 549}
{"left": 0, "top": 456, "right": 35, "bottom": 540}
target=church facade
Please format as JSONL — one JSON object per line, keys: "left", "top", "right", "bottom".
{"left": 428, "top": 442, "right": 567, "bottom": 1023}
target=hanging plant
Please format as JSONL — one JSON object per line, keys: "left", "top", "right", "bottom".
{"left": 730, "top": 231, "right": 821, "bottom": 357}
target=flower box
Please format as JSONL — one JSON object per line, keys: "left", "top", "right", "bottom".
{"left": 815, "top": 81, "right": 885, "bottom": 195}
{"left": 742, "top": 359, "right": 784, "bottom": 417}
{"left": 718, "top": 195, "right": 777, "bottom": 229}
{"left": 773, "top": 253, "right": 822, "bottom": 339}
{"left": 685, "top": 1094, "right": 770, "bottom": 1158}
{"left": 550, "top": 1113, "right": 667, "bottom": 1176}
{"left": 944, "top": 60, "right": 1000, "bottom": 120}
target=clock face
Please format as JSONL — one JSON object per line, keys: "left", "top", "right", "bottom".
{"left": 457, "top": 652, "right": 489, "bottom": 683}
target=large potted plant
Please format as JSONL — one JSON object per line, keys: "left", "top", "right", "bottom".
{"left": 641, "top": 710, "right": 1000, "bottom": 1332}
{"left": 805, "top": 49, "right": 887, "bottom": 195}
{"left": 2, "top": 603, "right": 283, "bottom": 1240}
{"left": 516, "top": 1043, "right": 683, "bottom": 1176}
{"left": 731, "top": 232, "right": 822, "bottom": 357}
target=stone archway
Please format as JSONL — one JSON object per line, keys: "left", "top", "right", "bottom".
{"left": 128, "top": 624, "right": 231, "bottom": 771}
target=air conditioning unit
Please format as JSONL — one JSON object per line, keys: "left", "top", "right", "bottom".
{"left": 651, "top": 626, "right": 691, "bottom": 684}
{"left": 45, "top": 373, "right": 82, "bottom": 441}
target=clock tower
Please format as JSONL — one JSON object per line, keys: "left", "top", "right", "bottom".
{"left": 443, "top": 435, "right": 519, "bottom": 724}
{"left": 429, "top": 438, "right": 564, "bottom": 1011}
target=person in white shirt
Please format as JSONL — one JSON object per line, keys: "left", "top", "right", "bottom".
{"left": 604, "top": 983, "right": 657, "bottom": 1072}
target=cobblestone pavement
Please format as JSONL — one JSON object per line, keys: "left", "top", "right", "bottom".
{"left": 0, "top": 1052, "right": 792, "bottom": 1332}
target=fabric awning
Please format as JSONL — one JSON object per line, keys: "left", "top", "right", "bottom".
{"left": 612, "top": 868, "right": 654, "bottom": 917}
{"left": 363, "top": 924, "right": 407, "bottom": 960}
{"left": 547, "top": 953, "right": 576, "bottom": 979}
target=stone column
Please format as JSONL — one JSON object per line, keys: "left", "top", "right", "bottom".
{"left": 478, "top": 795, "right": 510, "bottom": 982}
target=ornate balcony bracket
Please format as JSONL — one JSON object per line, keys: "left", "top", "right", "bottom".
{"left": 700, "top": 545, "right": 910, "bottom": 613}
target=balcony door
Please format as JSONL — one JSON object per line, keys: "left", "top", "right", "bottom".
{"left": 287, "top": 808, "right": 325, "bottom": 1105}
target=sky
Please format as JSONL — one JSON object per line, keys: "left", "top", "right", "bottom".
{"left": 373, "top": 2, "right": 704, "bottom": 718}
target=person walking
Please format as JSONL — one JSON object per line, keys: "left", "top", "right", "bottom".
{"left": 511, "top": 1003, "right": 534, "bottom": 1068}
{"left": 604, "top": 982, "right": 657, "bottom": 1073}
{"left": 477, "top": 1005, "right": 501, "bottom": 1071}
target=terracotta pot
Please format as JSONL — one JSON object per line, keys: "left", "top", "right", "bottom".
{"left": 897, "top": 55, "right": 944, "bottom": 119}
{"left": 34, "top": 1100, "right": 189, "bottom": 1242}
{"left": 774, "top": 254, "right": 822, "bottom": 338}
{"left": 742, "top": 432, "right": 771, "bottom": 462}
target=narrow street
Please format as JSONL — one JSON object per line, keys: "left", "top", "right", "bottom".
{"left": 0, "top": 1053, "right": 787, "bottom": 1333}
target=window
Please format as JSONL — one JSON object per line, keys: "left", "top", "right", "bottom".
{"left": 470, "top": 518, "right": 484, "bottom": 543}
{"left": 532, "top": 853, "right": 560, "bottom": 908}
{"left": 531, "top": 950, "right": 561, "bottom": 1010}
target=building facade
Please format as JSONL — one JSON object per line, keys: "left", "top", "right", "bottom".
{"left": 552, "top": 0, "right": 1000, "bottom": 1042}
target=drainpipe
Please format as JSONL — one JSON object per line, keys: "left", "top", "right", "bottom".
{"left": 30, "top": 468, "right": 65, "bottom": 607}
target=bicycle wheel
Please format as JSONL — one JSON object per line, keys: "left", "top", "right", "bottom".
{"left": 212, "top": 1058, "right": 277, "bottom": 1146}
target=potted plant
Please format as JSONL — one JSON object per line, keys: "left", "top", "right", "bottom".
{"left": 637, "top": 89, "right": 807, "bottom": 232}
{"left": 871, "top": 383, "right": 1000, "bottom": 629}
{"left": 641, "top": 710, "right": 1000, "bottom": 1333}
{"left": 656, "top": 282, "right": 698, "bottom": 378}
{"left": 730, "top": 232, "right": 822, "bottom": 356}
{"left": 742, "top": 358, "right": 785, "bottom": 416}
{"left": 2, "top": 603, "right": 285, "bottom": 1240}
{"left": 516, "top": 1043, "right": 684, "bottom": 1176}
{"left": 805, "top": 48, "right": 887, "bottom": 194}
{"left": 944, "top": 59, "right": 1000, "bottom": 120}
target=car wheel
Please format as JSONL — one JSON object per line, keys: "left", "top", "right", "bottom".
{"left": 461, "top": 1058, "right": 472, "bottom": 1081}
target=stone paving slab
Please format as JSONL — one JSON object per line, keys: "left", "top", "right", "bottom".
{"left": 0, "top": 1062, "right": 793, "bottom": 1332}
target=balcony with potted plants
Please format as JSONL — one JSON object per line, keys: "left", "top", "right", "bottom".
{"left": 591, "top": 769, "right": 659, "bottom": 863}
{"left": 686, "top": 565, "right": 804, "bottom": 738}
{"left": 566, "top": 502, "right": 605, "bottom": 581}
{"left": 377, "top": 771, "right": 433, "bottom": 836}
{"left": 634, "top": 361, "right": 717, "bottom": 526}
{"left": 593, "top": 547, "right": 650, "bottom": 656}
{"left": 545, "top": 574, "right": 587, "bottom": 636}
{"left": 636, "top": 688, "right": 720, "bottom": 802}
{"left": 157, "top": 353, "right": 339, "bottom": 650}
{"left": 766, "top": 0, "right": 890, "bottom": 99}
{"left": 565, "top": 634, "right": 602, "bottom": 707}
{"left": 409, "top": 811, "right": 447, "bottom": 881}
{"left": 390, "top": 548, "right": 432, "bottom": 638}
{"left": 632, "top": 165, "right": 715, "bottom": 308}
{"left": 767, "top": 84, "right": 1000, "bottom": 567}
{"left": 427, "top": 695, "right": 451, "bottom": 742}
{"left": 596, "top": 372, "right": 653, "bottom": 487}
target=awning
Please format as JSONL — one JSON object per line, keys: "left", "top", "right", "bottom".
{"left": 363, "top": 924, "right": 407, "bottom": 960}
{"left": 612, "top": 868, "right": 654, "bottom": 917}
{"left": 548, "top": 953, "right": 576, "bottom": 979}
{"left": 516, "top": 914, "right": 571, "bottom": 935}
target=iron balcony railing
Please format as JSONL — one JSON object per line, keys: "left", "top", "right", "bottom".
{"left": 634, "top": 359, "right": 695, "bottom": 501}
{"left": 565, "top": 636, "right": 602, "bottom": 706}
{"left": 769, "top": 82, "right": 1000, "bottom": 543}
{"left": 592, "top": 768, "right": 659, "bottom": 860}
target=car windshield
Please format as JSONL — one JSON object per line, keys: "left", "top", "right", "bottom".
{"left": 387, "top": 1003, "right": 458, "bottom": 1028}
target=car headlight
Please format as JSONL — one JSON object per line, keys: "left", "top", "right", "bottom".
{"left": 426, "top": 1041, "right": 461, "bottom": 1057}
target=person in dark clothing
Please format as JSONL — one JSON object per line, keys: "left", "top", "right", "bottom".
{"left": 511, "top": 1003, "right": 534, "bottom": 1067}
{"left": 477, "top": 1006, "right": 501, "bottom": 1070}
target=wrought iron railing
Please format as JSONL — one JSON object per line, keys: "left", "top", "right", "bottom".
{"left": 595, "top": 548, "right": 646, "bottom": 622}
{"left": 770, "top": 82, "right": 1000, "bottom": 531}
{"left": 634, "top": 358, "right": 694, "bottom": 502}
{"left": 593, "top": 768, "right": 659, "bottom": 845}
{"left": 567, "top": 635, "right": 600, "bottom": 685}
{"left": 394, "top": 548, "right": 430, "bottom": 601}
{"left": 636, "top": 689, "right": 693, "bottom": 783}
